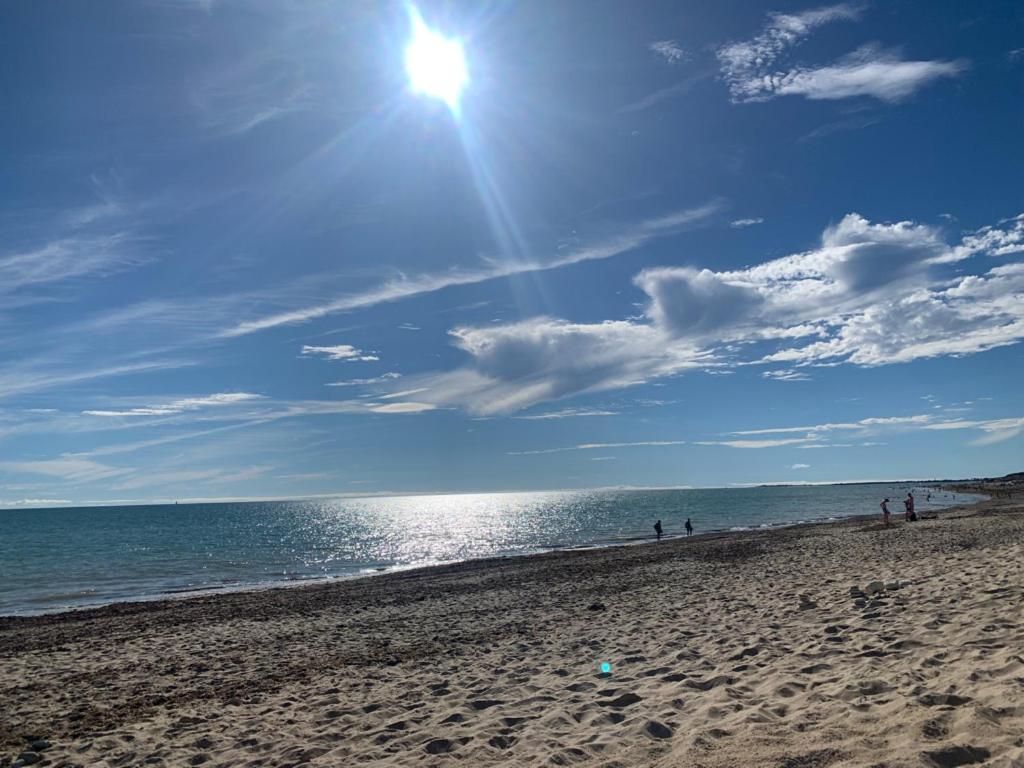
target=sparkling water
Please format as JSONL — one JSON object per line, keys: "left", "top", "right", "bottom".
{"left": 0, "top": 483, "right": 976, "bottom": 615}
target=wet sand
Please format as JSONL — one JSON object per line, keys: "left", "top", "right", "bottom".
{"left": 2, "top": 486, "right": 1022, "bottom": 767}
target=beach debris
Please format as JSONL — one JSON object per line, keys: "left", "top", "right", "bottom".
{"left": 864, "top": 581, "right": 885, "bottom": 596}
{"left": 14, "top": 753, "right": 41, "bottom": 767}
{"left": 26, "top": 742, "right": 48, "bottom": 754}
{"left": 588, "top": 601, "right": 606, "bottom": 611}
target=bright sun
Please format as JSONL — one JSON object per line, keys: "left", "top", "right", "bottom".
{"left": 404, "top": 10, "right": 468, "bottom": 111}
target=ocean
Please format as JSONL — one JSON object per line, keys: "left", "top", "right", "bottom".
{"left": 0, "top": 483, "right": 977, "bottom": 615}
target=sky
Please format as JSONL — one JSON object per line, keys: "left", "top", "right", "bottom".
{"left": 1, "top": 0, "right": 1022, "bottom": 506}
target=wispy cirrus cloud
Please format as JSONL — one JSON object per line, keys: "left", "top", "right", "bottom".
{"left": 326, "top": 373, "right": 402, "bottom": 387}
{"left": 730, "top": 217, "right": 764, "bottom": 228}
{"left": 718, "top": 4, "right": 964, "bottom": 103}
{"left": 924, "top": 416, "right": 1024, "bottom": 446}
{"left": 0, "top": 360, "right": 193, "bottom": 402}
{"left": 762, "top": 369, "right": 811, "bottom": 381}
{"left": 301, "top": 344, "right": 379, "bottom": 362}
{"left": 82, "top": 392, "right": 262, "bottom": 418}
{"left": 508, "top": 440, "right": 685, "bottom": 456}
{"left": 695, "top": 437, "right": 816, "bottom": 449}
{"left": 221, "top": 201, "right": 725, "bottom": 337}
{"left": 513, "top": 408, "right": 618, "bottom": 420}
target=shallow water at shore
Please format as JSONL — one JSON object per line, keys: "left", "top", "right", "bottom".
{"left": 0, "top": 483, "right": 977, "bottom": 614}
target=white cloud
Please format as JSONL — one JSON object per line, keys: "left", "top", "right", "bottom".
{"left": 514, "top": 408, "right": 618, "bottom": 420}
{"left": 718, "top": 5, "right": 963, "bottom": 103}
{"left": 0, "top": 498, "right": 71, "bottom": 508}
{"left": 956, "top": 213, "right": 1024, "bottom": 258}
{"left": 924, "top": 416, "right": 1024, "bottom": 446}
{"left": 0, "top": 457, "right": 130, "bottom": 483}
{"left": 366, "top": 402, "right": 435, "bottom": 414}
{"left": 717, "top": 3, "right": 862, "bottom": 102}
{"left": 326, "top": 373, "right": 402, "bottom": 387}
{"left": 0, "top": 234, "right": 143, "bottom": 301}
{"left": 222, "top": 201, "right": 724, "bottom": 337}
{"left": 731, "top": 218, "right": 764, "bottom": 228}
{"left": 732, "top": 414, "right": 933, "bottom": 435}
{"left": 790, "top": 463, "right": 811, "bottom": 469}
{"left": 381, "top": 211, "right": 1024, "bottom": 414}
{"left": 650, "top": 40, "right": 688, "bottom": 64}
{"left": 763, "top": 369, "right": 811, "bottom": 381}
{"left": 413, "top": 318, "right": 705, "bottom": 414}
{"left": 508, "top": 440, "right": 685, "bottom": 456}
{"left": 301, "top": 344, "right": 379, "bottom": 362}
{"left": 0, "top": 360, "right": 193, "bottom": 402}
{"left": 771, "top": 46, "right": 965, "bottom": 102}
{"left": 82, "top": 392, "right": 262, "bottom": 418}
{"left": 695, "top": 437, "right": 815, "bottom": 449}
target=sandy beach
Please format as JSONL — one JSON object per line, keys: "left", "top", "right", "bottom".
{"left": 2, "top": 485, "right": 1022, "bottom": 768}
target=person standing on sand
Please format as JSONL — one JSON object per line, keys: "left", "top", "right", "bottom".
{"left": 685, "top": 518, "right": 693, "bottom": 537}
{"left": 654, "top": 520, "right": 663, "bottom": 541}
{"left": 881, "top": 498, "right": 892, "bottom": 527}
{"left": 905, "top": 492, "right": 916, "bottom": 522}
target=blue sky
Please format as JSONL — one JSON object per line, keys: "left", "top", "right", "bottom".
{"left": 1, "top": 0, "right": 1022, "bottom": 506}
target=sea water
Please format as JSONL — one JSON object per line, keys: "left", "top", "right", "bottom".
{"left": 0, "top": 483, "right": 978, "bottom": 615}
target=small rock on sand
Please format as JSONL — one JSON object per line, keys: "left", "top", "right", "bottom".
{"left": 864, "top": 581, "right": 885, "bottom": 595}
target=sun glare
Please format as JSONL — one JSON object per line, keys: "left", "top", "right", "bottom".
{"left": 404, "top": 10, "right": 468, "bottom": 111}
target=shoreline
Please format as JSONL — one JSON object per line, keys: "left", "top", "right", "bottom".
{"left": 1, "top": 489, "right": 980, "bottom": 620}
{"left": 2, "top": 484, "right": 1021, "bottom": 767}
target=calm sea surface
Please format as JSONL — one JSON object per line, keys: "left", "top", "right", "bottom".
{"left": 0, "top": 483, "right": 978, "bottom": 615}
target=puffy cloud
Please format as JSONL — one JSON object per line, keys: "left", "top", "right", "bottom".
{"left": 419, "top": 318, "right": 703, "bottom": 414}
{"left": 391, "top": 211, "right": 1023, "bottom": 414}
{"left": 718, "top": 6, "right": 963, "bottom": 104}
{"left": 956, "top": 214, "right": 1024, "bottom": 258}
{"left": 635, "top": 267, "right": 764, "bottom": 339}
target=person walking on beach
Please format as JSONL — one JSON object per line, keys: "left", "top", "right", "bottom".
{"left": 881, "top": 498, "right": 892, "bottom": 527}
{"left": 685, "top": 518, "right": 693, "bottom": 537}
{"left": 654, "top": 519, "right": 663, "bottom": 541}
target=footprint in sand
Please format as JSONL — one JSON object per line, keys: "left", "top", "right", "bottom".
{"left": 921, "top": 744, "right": 991, "bottom": 767}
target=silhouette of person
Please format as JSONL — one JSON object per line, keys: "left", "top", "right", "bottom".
{"left": 685, "top": 518, "right": 693, "bottom": 537}
{"left": 654, "top": 520, "right": 663, "bottom": 541}
{"left": 881, "top": 498, "right": 892, "bottom": 527}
